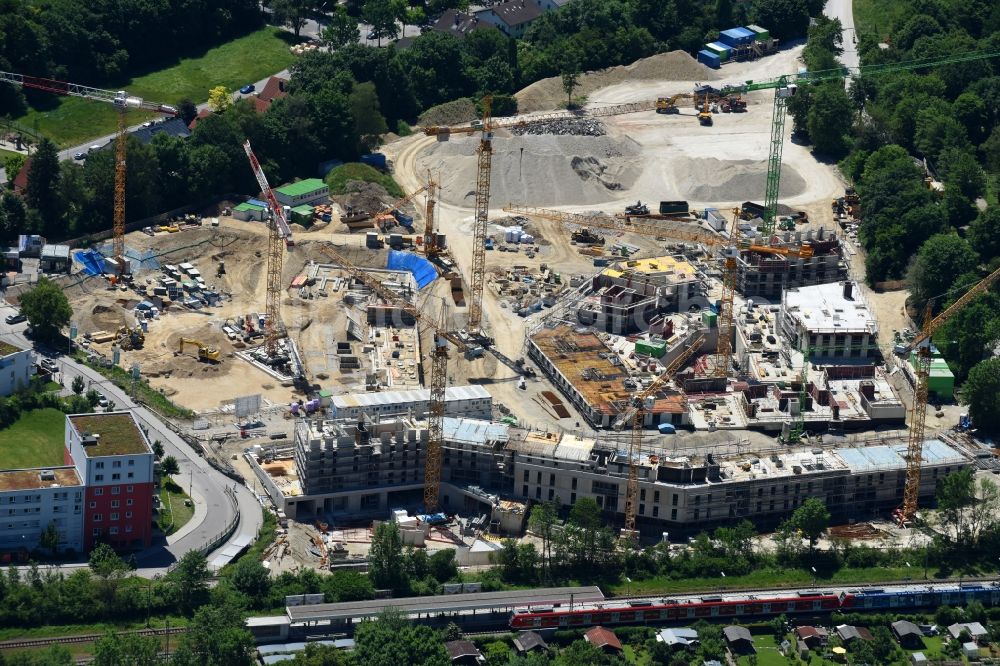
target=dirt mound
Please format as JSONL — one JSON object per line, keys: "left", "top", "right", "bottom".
{"left": 332, "top": 180, "right": 393, "bottom": 213}
{"left": 516, "top": 51, "right": 720, "bottom": 113}
{"left": 418, "top": 98, "right": 478, "bottom": 127}
{"left": 678, "top": 158, "right": 807, "bottom": 202}
{"left": 419, "top": 134, "right": 642, "bottom": 207}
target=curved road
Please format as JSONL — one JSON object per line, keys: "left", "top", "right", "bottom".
{"left": 0, "top": 303, "right": 262, "bottom": 576}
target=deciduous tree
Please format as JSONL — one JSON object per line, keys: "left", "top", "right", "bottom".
{"left": 321, "top": 8, "right": 360, "bottom": 49}
{"left": 906, "top": 233, "right": 979, "bottom": 313}
{"left": 790, "top": 497, "right": 830, "bottom": 547}
{"left": 19, "top": 277, "right": 72, "bottom": 342}
{"left": 963, "top": 358, "right": 1000, "bottom": 434}
{"left": 369, "top": 521, "right": 406, "bottom": 591}
{"left": 208, "top": 86, "right": 233, "bottom": 113}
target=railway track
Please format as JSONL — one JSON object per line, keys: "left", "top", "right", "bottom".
{"left": 0, "top": 626, "right": 185, "bottom": 651}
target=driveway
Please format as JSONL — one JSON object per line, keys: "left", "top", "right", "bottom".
{"left": 0, "top": 301, "right": 263, "bottom": 576}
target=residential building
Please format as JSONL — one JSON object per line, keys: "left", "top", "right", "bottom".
{"left": 258, "top": 76, "right": 289, "bottom": 105}
{"left": 513, "top": 632, "right": 548, "bottom": 654}
{"left": 273, "top": 178, "right": 329, "bottom": 207}
{"left": 474, "top": 0, "right": 543, "bottom": 38}
{"left": 780, "top": 282, "right": 879, "bottom": 361}
{"left": 723, "top": 626, "right": 753, "bottom": 653}
{"left": 0, "top": 467, "right": 84, "bottom": 555}
{"left": 891, "top": 621, "right": 924, "bottom": 648}
{"left": 444, "top": 640, "right": 485, "bottom": 665}
{"left": 65, "top": 412, "right": 155, "bottom": 551}
{"left": 0, "top": 341, "right": 34, "bottom": 397}
{"left": 584, "top": 627, "right": 622, "bottom": 654}
{"left": 429, "top": 10, "right": 492, "bottom": 38}
{"left": 736, "top": 228, "right": 846, "bottom": 297}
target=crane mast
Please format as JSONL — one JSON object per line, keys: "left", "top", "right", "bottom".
{"left": 468, "top": 97, "right": 493, "bottom": 334}
{"left": 242, "top": 140, "right": 287, "bottom": 357}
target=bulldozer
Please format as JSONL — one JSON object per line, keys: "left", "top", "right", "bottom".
{"left": 571, "top": 228, "right": 605, "bottom": 245}
{"left": 115, "top": 325, "right": 144, "bottom": 351}
{"left": 178, "top": 338, "right": 221, "bottom": 363}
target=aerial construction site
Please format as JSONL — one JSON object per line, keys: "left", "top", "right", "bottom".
{"left": 18, "top": 40, "right": 999, "bottom": 565}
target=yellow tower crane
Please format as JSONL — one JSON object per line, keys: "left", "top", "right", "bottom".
{"left": 468, "top": 97, "right": 493, "bottom": 335}
{"left": 896, "top": 262, "right": 1000, "bottom": 525}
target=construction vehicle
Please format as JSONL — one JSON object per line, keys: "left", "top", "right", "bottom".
{"left": 625, "top": 201, "right": 650, "bottom": 216}
{"left": 178, "top": 338, "right": 221, "bottom": 363}
{"left": 720, "top": 51, "right": 1000, "bottom": 235}
{"left": 894, "top": 261, "right": 1000, "bottom": 525}
{"left": 697, "top": 96, "right": 713, "bottom": 126}
{"left": 0, "top": 72, "right": 178, "bottom": 277}
{"left": 115, "top": 325, "right": 144, "bottom": 351}
{"left": 720, "top": 96, "right": 747, "bottom": 112}
{"left": 571, "top": 228, "right": 605, "bottom": 245}
{"left": 655, "top": 93, "right": 694, "bottom": 114}
{"left": 614, "top": 335, "right": 705, "bottom": 539}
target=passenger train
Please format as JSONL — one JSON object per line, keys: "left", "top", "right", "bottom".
{"left": 509, "top": 582, "right": 1000, "bottom": 630}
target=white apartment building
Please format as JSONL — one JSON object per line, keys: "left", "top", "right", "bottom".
{"left": 0, "top": 467, "right": 84, "bottom": 553}
{"left": 0, "top": 341, "right": 34, "bottom": 396}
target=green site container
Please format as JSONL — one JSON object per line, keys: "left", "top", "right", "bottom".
{"left": 909, "top": 352, "right": 955, "bottom": 398}
{"left": 705, "top": 42, "right": 732, "bottom": 60}
{"left": 636, "top": 340, "right": 667, "bottom": 358}
{"left": 746, "top": 24, "right": 770, "bottom": 41}
{"left": 702, "top": 310, "right": 718, "bottom": 328}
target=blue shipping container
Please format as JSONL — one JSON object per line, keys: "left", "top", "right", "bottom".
{"left": 697, "top": 50, "right": 721, "bottom": 69}
{"left": 719, "top": 27, "right": 755, "bottom": 47}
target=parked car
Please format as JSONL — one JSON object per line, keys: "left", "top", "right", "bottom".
{"left": 239, "top": 83, "right": 255, "bottom": 94}
{"left": 5, "top": 313, "right": 26, "bottom": 325}
{"left": 73, "top": 152, "right": 87, "bottom": 160}
{"left": 40, "top": 359, "right": 58, "bottom": 372}
{"left": 366, "top": 30, "right": 378, "bottom": 40}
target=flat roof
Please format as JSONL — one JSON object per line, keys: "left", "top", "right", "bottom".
{"left": 783, "top": 282, "right": 876, "bottom": 334}
{"left": 603, "top": 255, "right": 698, "bottom": 282}
{"left": 834, "top": 439, "right": 965, "bottom": 472}
{"left": 286, "top": 586, "right": 604, "bottom": 623}
{"left": 41, "top": 244, "right": 71, "bottom": 258}
{"left": 531, "top": 325, "right": 630, "bottom": 416}
{"left": 443, "top": 417, "right": 509, "bottom": 446}
{"left": 0, "top": 340, "right": 24, "bottom": 356}
{"left": 275, "top": 179, "right": 327, "bottom": 197}
{"left": 69, "top": 413, "right": 149, "bottom": 456}
{"left": 234, "top": 202, "right": 266, "bottom": 212}
{"left": 0, "top": 467, "right": 81, "bottom": 491}
{"left": 331, "top": 385, "right": 490, "bottom": 409}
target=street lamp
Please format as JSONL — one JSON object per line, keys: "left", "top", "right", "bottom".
{"left": 811, "top": 566, "right": 817, "bottom": 585}
{"left": 625, "top": 576, "right": 631, "bottom": 596}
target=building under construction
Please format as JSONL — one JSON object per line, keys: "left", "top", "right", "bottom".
{"left": 736, "top": 228, "right": 847, "bottom": 298}
{"left": 248, "top": 413, "right": 978, "bottom": 536}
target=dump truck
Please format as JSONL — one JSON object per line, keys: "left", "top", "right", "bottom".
{"left": 178, "top": 338, "right": 221, "bottom": 363}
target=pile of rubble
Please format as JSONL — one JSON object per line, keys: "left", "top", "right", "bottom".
{"left": 510, "top": 118, "right": 606, "bottom": 137}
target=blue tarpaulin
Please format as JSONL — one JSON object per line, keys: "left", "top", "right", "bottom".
{"left": 386, "top": 250, "right": 436, "bottom": 289}
{"left": 74, "top": 250, "right": 106, "bottom": 276}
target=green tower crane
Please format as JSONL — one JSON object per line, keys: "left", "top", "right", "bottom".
{"left": 721, "top": 50, "right": 1000, "bottom": 236}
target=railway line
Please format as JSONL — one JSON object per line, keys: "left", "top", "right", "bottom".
{"left": 0, "top": 625, "right": 185, "bottom": 651}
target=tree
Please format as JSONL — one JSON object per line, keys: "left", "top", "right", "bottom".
{"left": 561, "top": 66, "right": 580, "bottom": 109}
{"left": 40, "top": 521, "right": 60, "bottom": 555}
{"left": 286, "top": 643, "right": 350, "bottom": 665}
{"left": 85, "top": 388, "right": 101, "bottom": 409}
{"left": 354, "top": 609, "right": 450, "bottom": 666}
{"left": 151, "top": 440, "right": 165, "bottom": 459}
{"left": 71, "top": 375, "right": 85, "bottom": 396}
{"left": 937, "top": 147, "right": 986, "bottom": 199}
{"left": 208, "top": 86, "right": 233, "bottom": 113}
{"left": 906, "top": 233, "right": 979, "bottom": 313}
{"left": 321, "top": 8, "right": 360, "bottom": 50}
{"left": 230, "top": 556, "right": 272, "bottom": 605}
{"left": 349, "top": 81, "right": 388, "bottom": 154}
{"left": 177, "top": 99, "right": 198, "bottom": 127}
{"left": 169, "top": 550, "right": 210, "bottom": 613}
{"left": 19, "top": 277, "right": 72, "bottom": 342}
{"left": 171, "top": 602, "right": 254, "bottom": 666}
{"left": 93, "top": 630, "right": 162, "bottom": 666}
{"left": 159, "top": 455, "right": 180, "bottom": 477}
{"left": 89, "top": 543, "right": 130, "bottom": 608}
{"left": 271, "top": 0, "right": 313, "bottom": 39}
{"left": 751, "top": 0, "right": 809, "bottom": 41}
{"left": 24, "top": 138, "right": 62, "bottom": 234}
{"left": 806, "top": 84, "right": 854, "bottom": 157}
{"left": 969, "top": 208, "right": 1000, "bottom": 261}
{"left": 528, "top": 500, "right": 558, "bottom": 583}
{"left": 553, "top": 639, "right": 607, "bottom": 666}
{"left": 369, "top": 521, "right": 406, "bottom": 591}
{"left": 789, "top": 497, "right": 830, "bottom": 547}
{"left": 363, "top": 0, "right": 402, "bottom": 44}
{"left": 3, "top": 153, "right": 25, "bottom": 183}
{"left": 963, "top": 358, "right": 1000, "bottom": 435}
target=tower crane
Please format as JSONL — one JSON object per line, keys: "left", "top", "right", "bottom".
{"left": 423, "top": 173, "right": 440, "bottom": 259}
{"left": 311, "top": 243, "right": 474, "bottom": 511}
{"left": 614, "top": 335, "right": 705, "bottom": 537}
{"left": 896, "top": 262, "right": 1000, "bottom": 525}
{"left": 504, "top": 204, "right": 748, "bottom": 378}
{"left": 0, "top": 71, "right": 179, "bottom": 275}
{"left": 719, "top": 50, "right": 1000, "bottom": 236}
{"left": 242, "top": 140, "right": 289, "bottom": 358}
{"left": 468, "top": 96, "right": 493, "bottom": 335}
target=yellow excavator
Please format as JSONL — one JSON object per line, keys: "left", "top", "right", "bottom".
{"left": 178, "top": 338, "right": 221, "bottom": 363}
{"left": 697, "top": 96, "right": 713, "bottom": 126}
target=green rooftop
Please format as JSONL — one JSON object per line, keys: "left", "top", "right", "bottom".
{"left": 291, "top": 204, "right": 314, "bottom": 214}
{"left": 70, "top": 413, "right": 149, "bottom": 457}
{"left": 0, "top": 341, "right": 24, "bottom": 356}
{"left": 234, "top": 202, "right": 266, "bottom": 212}
{"left": 275, "top": 178, "right": 327, "bottom": 197}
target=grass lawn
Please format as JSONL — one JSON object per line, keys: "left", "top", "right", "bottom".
{"left": 0, "top": 148, "right": 23, "bottom": 164}
{"left": 853, "top": 0, "right": 910, "bottom": 41}
{"left": 158, "top": 477, "right": 194, "bottom": 536}
{"left": 0, "top": 408, "right": 67, "bottom": 469}
{"left": 14, "top": 27, "right": 297, "bottom": 148}
{"left": 739, "top": 634, "right": 786, "bottom": 666}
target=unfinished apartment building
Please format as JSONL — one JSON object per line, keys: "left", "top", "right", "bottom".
{"left": 251, "top": 412, "right": 974, "bottom": 536}
{"left": 736, "top": 228, "right": 847, "bottom": 298}
{"left": 578, "top": 255, "right": 706, "bottom": 333}
{"left": 780, "top": 282, "right": 879, "bottom": 361}
{"left": 527, "top": 321, "right": 711, "bottom": 429}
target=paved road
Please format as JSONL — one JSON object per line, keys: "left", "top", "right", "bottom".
{"left": 824, "top": 0, "right": 860, "bottom": 70}
{"left": 0, "top": 301, "right": 263, "bottom": 576}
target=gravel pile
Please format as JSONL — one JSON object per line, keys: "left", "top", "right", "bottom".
{"left": 419, "top": 134, "right": 642, "bottom": 207}
{"left": 516, "top": 51, "right": 720, "bottom": 113}
{"left": 510, "top": 118, "right": 606, "bottom": 136}
{"left": 418, "top": 98, "right": 478, "bottom": 127}
{"left": 676, "top": 158, "right": 807, "bottom": 202}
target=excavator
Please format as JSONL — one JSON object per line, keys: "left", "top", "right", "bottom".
{"left": 178, "top": 338, "right": 221, "bottom": 363}
{"left": 697, "top": 96, "right": 713, "bottom": 126}
{"left": 115, "top": 325, "right": 144, "bottom": 351}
